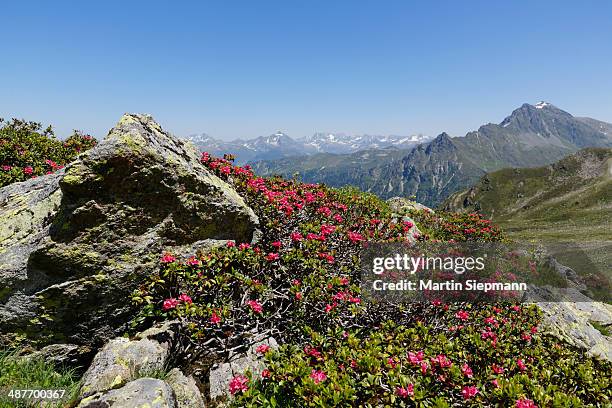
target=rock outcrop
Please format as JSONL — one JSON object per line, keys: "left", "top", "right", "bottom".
{"left": 387, "top": 196, "right": 434, "bottom": 214}
{"left": 166, "top": 368, "right": 205, "bottom": 408}
{"left": 529, "top": 287, "right": 612, "bottom": 362}
{"left": 79, "top": 336, "right": 171, "bottom": 398}
{"left": 0, "top": 114, "right": 259, "bottom": 350}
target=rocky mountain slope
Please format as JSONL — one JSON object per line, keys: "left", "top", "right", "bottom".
{"left": 252, "top": 102, "right": 612, "bottom": 206}
{"left": 442, "top": 147, "right": 612, "bottom": 300}
{"left": 186, "top": 131, "right": 430, "bottom": 164}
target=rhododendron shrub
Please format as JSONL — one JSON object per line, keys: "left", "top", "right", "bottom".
{"left": 133, "top": 154, "right": 428, "bottom": 349}
{"left": 132, "top": 153, "right": 611, "bottom": 407}
{"left": 236, "top": 313, "right": 610, "bottom": 406}
{"left": 0, "top": 118, "right": 96, "bottom": 187}
{"left": 409, "top": 210, "right": 504, "bottom": 242}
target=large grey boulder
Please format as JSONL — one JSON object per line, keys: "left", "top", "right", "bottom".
{"left": 0, "top": 114, "right": 259, "bottom": 349}
{"left": 78, "top": 378, "right": 177, "bottom": 408}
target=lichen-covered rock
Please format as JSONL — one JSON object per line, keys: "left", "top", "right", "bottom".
{"left": 134, "top": 319, "right": 181, "bottom": 344}
{"left": 80, "top": 336, "right": 171, "bottom": 397}
{"left": 387, "top": 196, "right": 434, "bottom": 214}
{"left": 77, "top": 378, "right": 177, "bottom": 408}
{"left": 0, "top": 172, "right": 64, "bottom": 342}
{"left": 530, "top": 287, "right": 612, "bottom": 362}
{"left": 166, "top": 368, "right": 205, "bottom": 408}
{"left": 0, "top": 113, "right": 259, "bottom": 350}
{"left": 209, "top": 335, "right": 278, "bottom": 401}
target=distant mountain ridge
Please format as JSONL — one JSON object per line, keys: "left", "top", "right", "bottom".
{"left": 186, "top": 131, "right": 431, "bottom": 164}
{"left": 442, "top": 147, "right": 612, "bottom": 220}
{"left": 441, "top": 147, "right": 612, "bottom": 301}
{"left": 251, "top": 102, "right": 612, "bottom": 206}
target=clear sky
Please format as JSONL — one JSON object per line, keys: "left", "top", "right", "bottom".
{"left": 1, "top": 1, "right": 611, "bottom": 140}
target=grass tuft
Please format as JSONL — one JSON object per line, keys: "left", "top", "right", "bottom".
{"left": 0, "top": 349, "right": 81, "bottom": 408}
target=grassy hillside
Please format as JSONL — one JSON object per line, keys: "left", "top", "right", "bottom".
{"left": 443, "top": 148, "right": 612, "bottom": 300}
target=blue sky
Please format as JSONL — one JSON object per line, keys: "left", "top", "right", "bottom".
{"left": 1, "top": 1, "right": 611, "bottom": 140}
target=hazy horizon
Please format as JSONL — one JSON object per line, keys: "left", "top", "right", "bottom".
{"left": 2, "top": 1, "right": 611, "bottom": 140}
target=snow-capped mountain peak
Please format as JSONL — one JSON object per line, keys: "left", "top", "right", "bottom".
{"left": 187, "top": 133, "right": 216, "bottom": 144}
{"left": 297, "top": 132, "right": 432, "bottom": 154}
{"left": 183, "top": 130, "right": 432, "bottom": 164}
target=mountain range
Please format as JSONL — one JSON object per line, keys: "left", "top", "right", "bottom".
{"left": 186, "top": 131, "right": 431, "bottom": 164}
{"left": 250, "top": 102, "right": 612, "bottom": 206}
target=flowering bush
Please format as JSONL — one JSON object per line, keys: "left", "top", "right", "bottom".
{"left": 132, "top": 153, "right": 611, "bottom": 407}
{"left": 409, "top": 210, "right": 504, "bottom": 242}
{"left": 0, "top": 118, "right": 96, "bottom": 187}
{"left": 235, "top": 307, "right": 610, "bottom": 407}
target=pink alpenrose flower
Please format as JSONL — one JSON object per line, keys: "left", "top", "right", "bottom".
{"left": 256, "top": 344, "right": 271, "bottom": 354}
{"left": 516, "top": 397, "right": 538, "bottom": 408}
{"left": 162, "top": 298, "right": 179, "bottom": 310}
{"left": 210, "top": 311, "right": 221, "bottom": 325}
{"left": 229, "top": 375, "right": 249, "bottom": 395}
{"left": 178, "top": 293, "right": 192, "bottom": 304}
{"left": 310, "top": 369, "right": 327, "bottom": 384}
{"left": 461, "top": 386, "right": 478, "bottom": 400}
{"left": 395, "top": 384, "right": 414, "bottom": 398}
{"left": 160, "top": 253, "right": 176, "bottom": 263}
{"left": 455, "top": 310, "right": 469, "bottom": 321}
{"left": 247, "top": 299, "right": 263, "bottom": 314}
{"left": 461, "top": 363, "right": 473, "bottom": 378}
{"left": 347, "top": 231, "right": 364, "bottom": 243}
{"left": 265, "top": 252, "right": 280, "bottom": 261}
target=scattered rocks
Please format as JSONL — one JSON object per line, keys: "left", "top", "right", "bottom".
{"left": 76, "top": 322, "right": 205, "bottom": 407}
{"left": 79, "top": 336, "right": 171, "bottom": 398}
{"left": 542, "top": 256, "right": 587, "bottom": 292}
{"left": 0, "top": 113, "right": 259, "bottom": 349}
